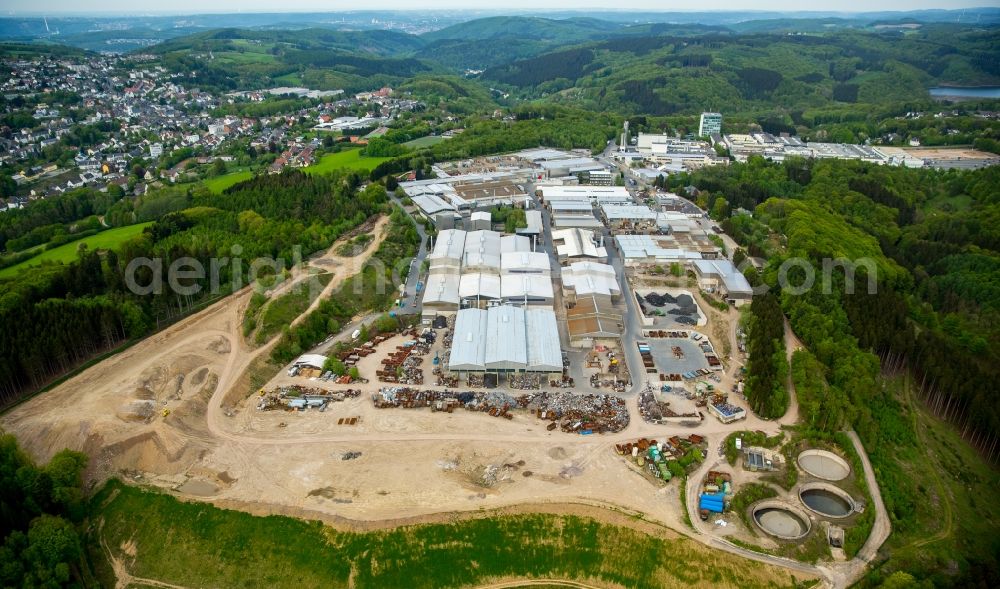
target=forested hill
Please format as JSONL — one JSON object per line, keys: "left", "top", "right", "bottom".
{"left": 144, "top": 28, "right": 434, "bottom": 93}
{"left": 479, "top": 26, "right": 1000, "bottom": 113}
{"left": 422, "top": 16, "right": 625, "bottom": 43}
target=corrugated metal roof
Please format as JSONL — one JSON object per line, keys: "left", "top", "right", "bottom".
{"left": 562, "top": 262, "right": 620, "bottom": 298}
{"left": 448, "top": 308, "right": 487, "bottom": 371}
{"left": 421, "top": 271, "right": 461, "bottom": 306}
{"left": 501, "top": 251, "right": 550, "bottom": 273}
{"left": 459, "top": 272, "right": 502, "bottom": 300}
{"left": 448, "top": 306, "right": 562, "bottom": 373}
{"left": 500, "top": 274, "right": 554, "bottom": 300}
{"left": 526, "top": 308, "right": 562, "bottom": 371}
{"left": 485, "top": 306, "right": 527, "bottom": 370}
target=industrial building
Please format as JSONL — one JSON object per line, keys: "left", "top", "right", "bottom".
{"left": 551, "top": 228, "right": 608, "bottom": 263}
{"left": 600, "top": 204, "right": 659, "bottom": 232}
{"left": 587, "top": 169, "right": 613, "bottom": 185}
{"left": 400, "top": 174, "right": 530, "bottom": 227}
{"left": 514, "top": 148, "right": 605, "bottom": 177}
{"left": 448, "top": 306, "right": 563, "bottom": 374}
{"left": 549, "top": 200, "right": 603, "bottom": 229}
{"left": 539, "top": 185, "right": 631, "bottom": 205}
{"left": 561, "top": 261, "right": 621, "bottom": 304}
{"left": 517, "top": 210, "right": 543, "bottom": 236}
{"left": 614, "top": 234, "right": 705, "bottom": 266}
{"left": 693, "top": 259, "right": 754, "bottom": 306}
{"left": 635, "top": 134, "right": 723, "bottom": 171}
{"left": 566, "top": 296, "right": 623, "bottom": 347}
{"left": 422, "top": 229, "right": 555, "bottom": 318}
{"left": 698, "top": 112, "right": 723, "bottom": 137}
{"left": 468, "top": 211, "right": 492, "bottom": 231}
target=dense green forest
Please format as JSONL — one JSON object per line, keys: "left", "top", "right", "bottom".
{"left": 138, "top": 18, "right": 1000, "bottom": 120}
{"left": 0, "top": 434, "right": 89, "bottom": 587}
{"left": 0, "top": 170, "right": 386, "bottom": 409}
{"left": 743, "top": 292, "right": 788, "bottom": 419}
{"left": 482, "top": 26, "right": 1000, "bottom": 114}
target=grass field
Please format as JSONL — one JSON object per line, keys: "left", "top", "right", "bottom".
{"left": 0, "top": 223, "right": 152, "bottom": 279}
{"left": 89, "top": 480, "right": 804, "bottom": 589}
{"left": 204, "top": 170, "right": 254, "bottom": 194}
{"left": 402, "top": 135, "right": 445, "bottom": 149}
{"left": 304, "top": 149, "right": 393, "bottom": 175}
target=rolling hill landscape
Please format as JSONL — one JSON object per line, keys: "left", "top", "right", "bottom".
{"left": 0, "top": 6, "right": 998, "bottom": 589}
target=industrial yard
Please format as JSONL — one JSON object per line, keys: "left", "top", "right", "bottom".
{"left": 0, "top": 147, "right": 894, "bottom": 589}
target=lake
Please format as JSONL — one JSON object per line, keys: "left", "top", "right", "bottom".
{"left": 929, "top": 86, "right": 1000, "bottom": 99}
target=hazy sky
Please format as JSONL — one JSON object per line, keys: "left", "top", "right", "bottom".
{"left": 2, "top": 1, "right": 993, "bottom": 15}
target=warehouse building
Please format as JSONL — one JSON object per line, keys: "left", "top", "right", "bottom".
{"left": 421, "top": 271, "right": 461, "bottom": 315}
{"left": 693, "top": 259, "right": 754, "bottom": 306}
{"left": 448, "top": 306, "right": 563, "bottom": 374}
{"left": 551, "top": 228, "right": 608, "bottom": 263}
{"left": 561, "top": 261, "right": 621, "bottom": 304}
{"left": 600, "top": 204, "right": 659, "bottom": 232}
{"left": 422, "top": 230, "right": 554, "bottom": 319}
{"left": 539, "top": 185, "right": 631, "bottom": 205}
{"left": 615, "top": 234, "right": 704, "bottom": 266}
{"left": 567, "top": 296, "right": 623, "bottom": 347}
{"left": 517, "top": 210, "right": 543, "bottom": 236}
{"left": 550, "top": 200, "right": 603, "bottom": 230}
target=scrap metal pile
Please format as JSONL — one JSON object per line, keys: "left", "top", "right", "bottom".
{"left": 637, "top": 390, "right": 701, "bottom": 424}
{"left": 257, "top": 385, "right": 362, "bottom": 411}
{"left": 376, "top": 334, "right": 432, "bottom": 385}
{"left": 371, "top": 388, "right": 629, "bottom": 433}
{"left": 519, "top": 391, "right": 629, "bottom": 433}
{"left": 509, "top": 373, "right": 542, "bottom": 390}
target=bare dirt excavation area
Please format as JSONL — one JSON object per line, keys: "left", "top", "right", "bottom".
{"left": 0, "top": 214, "right": 888, "bottom": 589}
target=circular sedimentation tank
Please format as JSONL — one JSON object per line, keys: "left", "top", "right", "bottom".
{"left": 797, "top": 449, "right": 850, "bottom": 481}
{"left": 799, "top": 483, "right": 855, "bottom": 518}
{"left": 751, "top": 501, "right": 811, "bottom": 540}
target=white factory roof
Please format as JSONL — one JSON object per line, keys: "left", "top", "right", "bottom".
{"left": 517, "top": 210, "right": 543, "bottom": 235}
{"left": 412, "top": 193, "right": 456, "bottom": 216}
{"left": 501, "top": 251, "right": 551, "bottom": 274}
{"left": 693, "top": 259, "right": 753, "bottom": 296}
{"left": 524, "top": 308, "right": 562, "bottom": 372}
{"left": 500, "top": 234, "right": 531, "bottom": 253}
{"left": 601, "top": 204, "right": 658, "bottom": 221}
{"left": 538, "top": 157, "right": 604, "bottom": 172}
{"left": 515, "top": 147, "right": 582, "bottom": 162}
{"left": 501, "top": 274, "right": 555, "bottom": 300}
{"left": 657, "top": 211, "right": 694, "bottom": 232}
{"left": 615, "top": 234, "right": 704, "bottom": 262}
{"left": 551, "top": 201, "right": 596, "bottom": 213}
{"left": 463, "top": 230, "right": 502, "bottom": 270}
{"left": 470, "top": 211, "right": 491, "bottom": 222}
{"left": 429, "top": 229, "right": 467, "bottom": 263}
{"left": 459, "top": 272, "right": 502, "bottom": 300}
{"left": 485, "top": 305, "right": 528, "bottom": 370}
{"left": 449, "top": 306, "right": 562, "bottom": 372}
{"left": 552, "top": 228, "right": 607, "bottom": 260}
{"left": 449, "top": 308, "right": 487, "bottom": 371}
{"left": 552, "top": 215, "right": 604, "bottom": 229}
{"left": 540, "top": 185, "right": 630, "bottom": 200}
{"left": 562, "top": 262, "right": 620, "bottom": 298}
{"left": 421, "top": 271, "right": 461, "bottom": 306}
